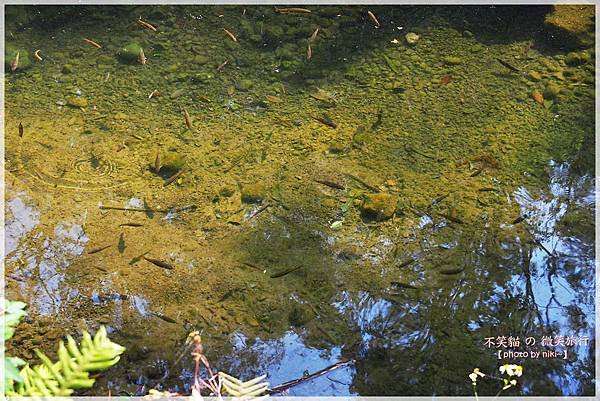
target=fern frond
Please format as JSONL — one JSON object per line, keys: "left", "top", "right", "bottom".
{"left": 9, "top": 326, "right": 125, "bottom": 396}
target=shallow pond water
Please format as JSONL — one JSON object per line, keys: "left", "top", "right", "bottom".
{"left": 4, "top": 5, "right": 595, "bottom": 397}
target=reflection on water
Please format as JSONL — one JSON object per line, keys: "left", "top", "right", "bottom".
{"left": 4, "top": 4, "right": 595, "bottom": 397}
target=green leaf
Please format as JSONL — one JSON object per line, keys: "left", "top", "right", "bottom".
{"left": 10, "top": 326, "right": 125, "bottom": 396}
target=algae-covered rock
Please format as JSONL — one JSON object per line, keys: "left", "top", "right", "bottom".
{"left": 66, "top": 96, "right": 88, "bottom": 108}
{"left": 62, "top": 64, "right": 74, "bottom": 74}
{"left": 527, "top": 70, "right": 542, "bottom": 81}
{"left": 543, "top": 82, "right": 561, "bottom": 99}
{"left": 193, "top": 54, "right": 209, "bottom": 65}
{"left": 443, "top": 56, "right": 462, "bottom": 66}
{"left": 565, "top": 51, "right": 592, "bottom": 66}
{"left": 235, "top": 79, "right": 254, "bottom": 91}
{"left": 161, "top": 152, "right": 186, "bottom": 172}
{"left": 5, "top": 43, "right": 32, "bottom": 72}
{"left": 544, "top": 5, "right": 594, "bottom": 49}
{"left": 117, "top": 42, "right": 142, "bottom": 63}
{"left": 360, "top": 193, "right": 397, "bottom": 220}
{"left": 289, "top": 304, "right": 314, "bottom": 327}
{"left": 241, "top": 182, "right": 266, "bottom": 203}
{"left": 264, "top": 25, "right": 285, "bottom": 44}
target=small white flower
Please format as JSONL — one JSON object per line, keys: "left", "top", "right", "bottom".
{"left": 469, "top": 372, "right": 478, "bottom": 383}
{"left": 390, "top": 38, "right": 399, "bottom": 44}
{"left": 500, "top": 364, "right": 522, "bottom": 377}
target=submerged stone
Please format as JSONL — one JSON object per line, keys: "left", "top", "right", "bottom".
{"left": 443, "top": 56, "right": 462, "bottom": 65}
{"left": 360, "top": 193, "right": 397, "bottom": 220}
{"left": 117, "top": 42, "right": 142, "bottom": 63}
{"left": 241, "top": 182, "right": 266, "bottom": 203}
{"left": 65, "top": 95, "right": 88, "bottom": 108}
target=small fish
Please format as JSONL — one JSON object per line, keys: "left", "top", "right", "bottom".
{"left": 138, "top": 47, "right": 146, "bottom": 65}
{"left": 367, "top": 11, "right": 381, "bottom": 27}
{"left": 440, "top": 212, "right": 464, "bottom": 224}
{"left": 223, "top": 28, "right": 237, "bottom": 42}
{"left": 309, "top": 27, "right": 319, "bottom": 42}
{"left": 88, "top": 244, "right": 112, "bottom": 254}
{"left": 391, "top": 281, "right": 419, "bottom": 290}
{"left": 265, "top": 95, "right": 282, "bottom": 103}
{"left": 18, "top": 122, "right": 23, "bottom": 138}
{"left": 11, "top": 51, "right": 20, "bottom": 71}
{"left": 148, "top": 90, "right": 160, "bottom": 99}
{"left": 119, "top": 222, "right": 144, "bottom": 227}
{"left": 118, "top": 233, "right": 126, "bottom": 254}
{"left": 149, "top": 311, "right": 177, "bottom": 324}
{"left": 143, "top": 255, "right": 173, "bottom": 270}
{"left": 33, "top": 50, "right": 42, "bottom": 62}
{"left": 154, "top": 147, "right": 161, "bottom": 173}
{"left": 183, "top": 107, "right": 192, "bottom": 129}
{"left": 496, "top": 58, "right": 519, "bottom": 73}
{"left": 307, "top": 43, "right": 312, "bottom": 60}
{"left": 138, "top": 17, "right": 158, "bottom": 32}
{"left": 440, "top": 75, "right": 452, "bottom": 85}
{"left": 129, "top": 251, "right": 151, "bottom": 265}
{"left": 313, "top": 115, "right": 337, "bottom": 128}
{"left": 512, "top": 214, "right": 527, "bottom": 225}
{"left": 432, "top": 193, "right": 449, "bottom": 206}
{"left": 397, "top": 257, "right": 416, "bottom": 268}
{"left": 275, "top": 7, "right": 311, "bottom": 14}
{"left": 315, "top": 179, "right": 345, "bottom": 190}
{"left": 164, "top": 169, "right": 184, "bottom": 187}
{"left": 439, "top": 267, "right": 464, "bottom": 275}
{"left": 470, "top": 168, "right": 483, "bottom": 177}
{"left": 217, "top": 59, "right": 229, "bottom": 71}
{"left": 270, "top": 265, "right": 302, "bottom": 278}
{"left": 83, "top": 38, "right": 102, "bottom": 48}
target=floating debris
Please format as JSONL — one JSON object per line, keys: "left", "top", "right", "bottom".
{"left": 11, "top": 51, "right": 19, "bottom": 71}
{"left": 88, "top": 244, "right": 111, "bottom": 254}
{"left": 309, "top": 27, "right": 319, "bottom": 42}
{"left": 367, "top": 11, "right": 381, "bottom": 27}
{"left": 143, "top": 255, "right": 173, "bottom": 270}
{"left": 405, "top": 32, "right": 420, "bottom": 45}
{"left": 224, "top": 28, "right": 237, "bottom": 42}
{"left": 138, "top": 17, "right": 158, "bottom": 32}
{"left": 330, "top": 220, "right": 343, "bottom": 230}
{"left": 307, "top": 43, "right": 312, "bottom": 60}
{"left": 275, "top": 7, "right": 311, "bottom": 14}
{"left": 33, "top": 50, "right": 42, "bottom": 62}
{"left": 83, "top": 38, "right": 102, "bottom": 48}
